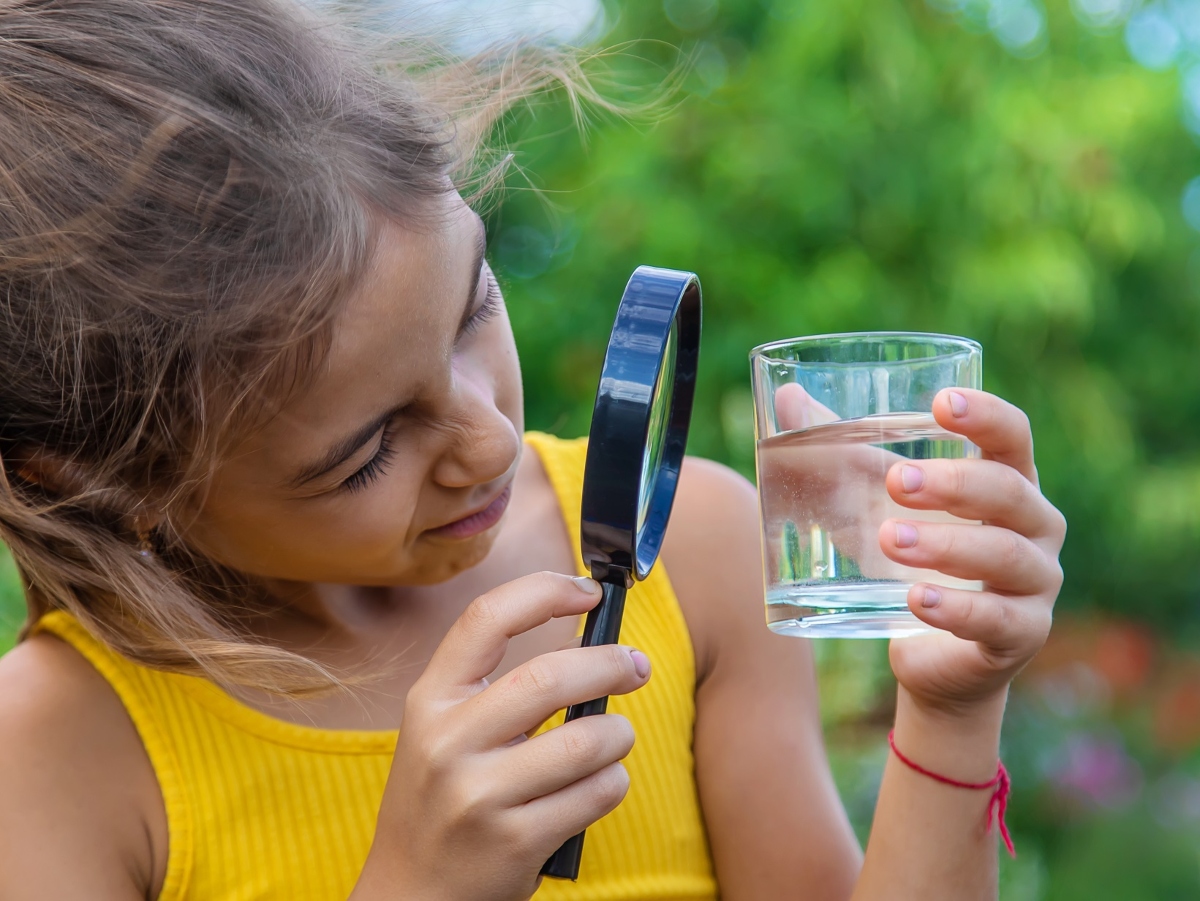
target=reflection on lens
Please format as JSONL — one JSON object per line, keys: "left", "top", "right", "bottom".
{"left": 638, "top": 320, "right": 678, "bottom": 537}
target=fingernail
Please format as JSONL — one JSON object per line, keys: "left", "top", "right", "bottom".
{"left": 948, "top": 391, "right": 968, "bottom": 417}
{"left": 572, "top": 576, "right": 600, "bottom": 595}
{"left": 901, "top": 465, "right": 925, "bottom": 493}
{"left": 919, "top": 586, "right": 942, "bottom": 608}
{"left": 894, "top": 522, "right": 919, "bottom": 548}
{"left": 630, "top": 649, "right": 651, "bottom": 679}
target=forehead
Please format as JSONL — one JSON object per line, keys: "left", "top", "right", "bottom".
{"left": 235, "top": 197, "right": 479, "bottom": 470}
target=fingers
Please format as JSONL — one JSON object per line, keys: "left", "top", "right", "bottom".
{"left": 774, "top": 382, "right": 841, "bottom": 432}
{"left": 516, "top": 760, "right": 632, "bottom": 851}
{"left": 496, "top": 714, "right": 636, "bottom": 806}
{"left": 886, "top": 457, "right": 1067, "bottom": 546}
{"left": 905, "top": 583, "right": 1052, "bottom": 654}
{"left": 424, "top": 572, "right": 601, "bottom": 692}
{"left": 931, "top": 388, "right": 1039, "bottom": 486}
{"left": 879, "top": 519, "right": 1061, "bottom": 595}
{"left": 468, "top": 645, "right": 651, "bottom": 747}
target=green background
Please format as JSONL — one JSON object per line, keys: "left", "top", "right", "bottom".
{"left": 491, "top": 0, "right": 1200, "bottom": 895}
{"left": 5, "top": 0, "right": 1200, "bottom": 896}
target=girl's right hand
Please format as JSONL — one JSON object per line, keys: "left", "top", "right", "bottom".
{"left": 351, "top": 572, "right": 650, "bottom": 901}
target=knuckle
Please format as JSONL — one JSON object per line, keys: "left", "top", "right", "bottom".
{"left": 463, "top": 592, "right": 503, "bottom": 634}
{"left": 448, "top": 773, "right": 492, "bottom": 822}
{"left": 1002, "top": 468, "right": 1029, "bottom": 511}
{"left": 607, "top": 646, "right": 635, "bottom": 683}
{"left": 419, "top": 729, "right": 457, "bottom": 773}
{"left": 561, "top": 727, "right": 599, "bottom": 766}
{"left": 1050, "top": 507, "right": 1068, "bottom": 543}
{"left": 599, "top": 762, "right": 631, "bottom": 807}
{"left": 949, "top": 460, "right": 970, "bottom": 500}
{"left": 1001, "top": 530, "right": 1026, "bottom": 571}
{"left": 1047, "top": 558, "right": 1065, "bottom": 594}
{"left": 519, "top": 659, "right": 561, "bottom": 697}
{"left": 528, "top": 569, "right": 559, "bottom": 593}
{"left": 403, "top": 679, "right": 433, "bottom": 713}
{"left": 1031, "top": 606, "right": 1054, "bottom": 644}
{"left": 938, "top": 524, "right": 960, "bottom": 560}
{"left": 959, "top": 589, "right": 1006, "bottom": 635}
{"left": 1017, "top": 408, "right": 1032, "bottom": 437}
{"left": 958, "top": 591, "right": 979, "bottom": 628}
{"left": 608, "top": 714, "right": 636, "bottom": 756}
{"left": 501, "top": 818, "right": 538, "bottom": 863}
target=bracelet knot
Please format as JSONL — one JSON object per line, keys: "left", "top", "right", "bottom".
{"left": 887, "top": 729, "right": 1015, "bottom": 858}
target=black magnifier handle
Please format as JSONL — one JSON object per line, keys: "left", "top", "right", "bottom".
{"left": 540, "top": 578, "right": 629, "bottom": 880}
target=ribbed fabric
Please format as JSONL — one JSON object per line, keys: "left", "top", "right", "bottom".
{"left": 35, "top": 432, "right": 716, "bottom": 900}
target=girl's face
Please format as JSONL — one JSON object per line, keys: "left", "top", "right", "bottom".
{"left": 181, "top": 194, "right": 525, "bottom": 587}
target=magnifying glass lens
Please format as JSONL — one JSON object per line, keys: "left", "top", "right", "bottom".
{"left": 637, "top": 319, "right": 679, "bottom": 537}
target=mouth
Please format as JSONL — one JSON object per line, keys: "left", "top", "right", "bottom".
{"left": 426, "top": 484, "right": 513, "bottom": 541}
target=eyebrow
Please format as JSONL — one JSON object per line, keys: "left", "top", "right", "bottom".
{"left": 287, "top": 216, "right": 489, "bottom": 490}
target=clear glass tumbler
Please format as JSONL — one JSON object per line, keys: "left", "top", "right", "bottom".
{"left": 750, "top": 332, "right": 983, "bottom": 638}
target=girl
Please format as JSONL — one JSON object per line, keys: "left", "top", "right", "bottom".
{"left": 0, "top": 1, "right": 1065, "bottom": 899}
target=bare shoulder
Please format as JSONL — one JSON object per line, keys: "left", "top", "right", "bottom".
{"left": 660, "top": 457, "right": 861, "bottom": 898}
{"left": 0, "top": 632, "right": 163, "bottom": 899}
{"left": 659, "top": 456, "right": 769, "bottom": 681}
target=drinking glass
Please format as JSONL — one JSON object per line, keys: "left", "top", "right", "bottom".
{"left": 750, "top": 332, "right": 983, "bottom": 638}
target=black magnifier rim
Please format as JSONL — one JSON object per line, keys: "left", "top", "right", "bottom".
{"left": 580, "top": 265, "right": 701, "bottom": 585}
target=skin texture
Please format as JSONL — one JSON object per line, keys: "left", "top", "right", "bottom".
{"left": 0, "top": 192, "right": 1065, "bottom": 901}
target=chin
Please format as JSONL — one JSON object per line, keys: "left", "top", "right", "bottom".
{"left": 403, "top": 530, "right": 499, "bottom": 585}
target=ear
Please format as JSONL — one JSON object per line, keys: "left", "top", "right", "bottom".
{"left": 13, "top": 448, "right": 91, "bottom": 497}
{"left": 13, "top": 448, "right": 165, "bottom": 531}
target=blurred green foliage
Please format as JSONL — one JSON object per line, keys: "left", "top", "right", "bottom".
{"left": 0, "top": 547, "right": 23, "bottom": 655}
{"left": 497, "top": 0, "right": 1200, "bottom": 634}
{"left": 489, "top": 1, "right": 1200, "bottom": 893}
{"left": 1, "top": 0, "right": 1199, "bottom": 896}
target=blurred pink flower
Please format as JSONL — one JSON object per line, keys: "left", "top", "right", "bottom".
{"left": 1047, "top": 733, "right": 1143, "bottom": 810}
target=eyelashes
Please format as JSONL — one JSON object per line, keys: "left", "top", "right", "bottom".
{"left": 340, "top": 270, "right": 502, "bottom": 494}
{"left": 461, "top": 271, "right": 502, "bottom": 337}
{"left": 341, "top": 427, "right": 398, "bottom": 494}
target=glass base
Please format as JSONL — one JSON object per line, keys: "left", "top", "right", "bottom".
{"left": 766, "top": 581, "right": 934, "bottom": 639}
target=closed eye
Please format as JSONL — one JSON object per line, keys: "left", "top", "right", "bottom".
{"left": 460, "top": 269, "right": 502, "bottom": 339}
{"left": 341, "top": 423, "right": 399, "bottom": 493}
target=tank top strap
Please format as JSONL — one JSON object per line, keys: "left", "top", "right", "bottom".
{"left": 523, "top": 432, "right": 713, "bottom": 898}
{"left": 523, "top": 431, "right": 588, "bottom": 575}
{"left": 523, "top": 430, "right": 697, "bottom": 677}
{"left": 33, "top": 610, "right": 193, "bottom": 901}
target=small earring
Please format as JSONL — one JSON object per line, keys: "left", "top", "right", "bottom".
{"left": 137, "top": 528, "right": 154, "bottom": 558}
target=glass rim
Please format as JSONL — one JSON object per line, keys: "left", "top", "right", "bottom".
{"left": 749, "top": 330, "right": 981, "bottom": 362}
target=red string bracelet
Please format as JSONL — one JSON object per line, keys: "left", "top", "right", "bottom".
{"left": 888, "top": 730, "right": 1016, "bottom": 858}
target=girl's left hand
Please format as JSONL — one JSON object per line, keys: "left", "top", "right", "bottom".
{"left": 881, "top": 388, "right": 1066, "bottom": 712}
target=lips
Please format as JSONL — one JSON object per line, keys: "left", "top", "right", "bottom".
{"left": 427, "top": 484, "right": 513, "bottom": 540}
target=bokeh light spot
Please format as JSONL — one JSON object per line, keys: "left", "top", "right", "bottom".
{"left": 664, "top": 0, "right": 720, "bottom": 31}
{"left": 1071, "top": 0, "right": 1134, "bottom": 30}
{"left": 1180, "top": 177, "right": 1200, "bottom": 230}
{"left": 989, "top": 0, "right": 1047, "bottom": 53}
{"left": 1126, "top": 6, "right": 1182, "bottom": 69}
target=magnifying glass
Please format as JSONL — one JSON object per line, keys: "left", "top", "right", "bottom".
{"left": 541, "top": 265, "right": 701, "bottom": 881}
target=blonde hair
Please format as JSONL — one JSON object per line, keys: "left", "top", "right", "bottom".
{"left": 0, "top": 0, "right": 588, "bottom": 693}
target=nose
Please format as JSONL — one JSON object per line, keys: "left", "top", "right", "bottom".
{"left": 430, "top": 375, "right": 520, "bottom": 490}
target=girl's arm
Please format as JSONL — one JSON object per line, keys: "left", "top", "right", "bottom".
{"left": 0, "top": 634, "right": 166, "bottom": 900}
{"left": 665, "top": 388, "right": 1063, "bottom": 901}
{"left": 664, "top": 460, "right": 863, "bottom": 899}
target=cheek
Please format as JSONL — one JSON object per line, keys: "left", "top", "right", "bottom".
{"left": 184, "top": 475, "right": 427, "bottom": 579}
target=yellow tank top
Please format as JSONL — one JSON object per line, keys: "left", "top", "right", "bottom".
{"left": 34, "top": 433, "right": 717, "bottom": 901}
